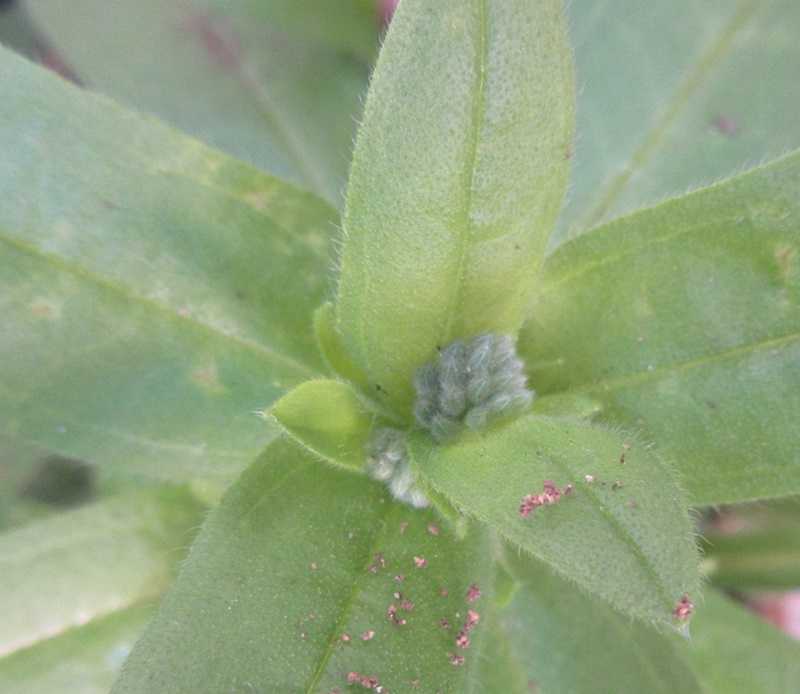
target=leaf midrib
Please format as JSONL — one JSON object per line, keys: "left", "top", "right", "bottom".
{"left": 441, "top": 0, "right": 488, "bottom": 345}
{"left": 554, "top": 330, "right": 800, "bottom": 397}
{"left": 575, "top": 0, "right": 761, "bottom": 232}
{"left": 303, "top": 499, "right": 396, "bottom": 693}
{"left": 0, "top": 231, "right": 318, "bottom": 380}
{"left": 545, "top": 449, "right": 674, "bottom": 616}
{"left": 183, "top": 1, "right": 331, "bottom": 201}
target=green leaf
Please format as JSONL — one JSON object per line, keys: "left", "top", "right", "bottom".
{"left": 530, "top": 392, "right": 602, "bottom": 420}
{"left": 313, "top": 302, "right": 370, "bottom": 388}
{"left": 703, "top": 498, "right": 800, "bottom": 589}
{"left": 559, "top": 0, "right": 800, "bottom": 239}
{"left": 682, "top": 590, "right": 800, "bottom": 693}
{"left": 0, "top": 605, "right": 155, "bottom": 694}
{"left": 24, "top": 0, "right": 376, "bottom": 205}
{"left": 0, "top": 46, "right": 333, "bottom": 480}
{"left": 270, "top": 379, "right": 381, "bottom": 471}
{"left": 521, "top": 151, "right": 800, "bottom": 505}
{"left": 410, "top": 415, "right": 700, "bottom": 626}
{"left": 0, "top": 487, "right": 202, "bottom": 658}
{"left": 499, "top": 550, "right": 703, "bottom": 694}
{"left": 336, "top": 0, "right": 575, "bottom": 415}
{"left": 113, "top": 438, "right": 497, "bottom": 693}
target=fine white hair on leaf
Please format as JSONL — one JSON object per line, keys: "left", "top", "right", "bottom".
{"left": 413, "top": 333, "right": 535, "bottom": 441}
{"left": 366, "top": 427, "right": 429, "bottom": 509}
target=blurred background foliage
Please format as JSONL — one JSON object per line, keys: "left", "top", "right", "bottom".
{"left": 1, "top": 0, "right": 798, "bottom": 691}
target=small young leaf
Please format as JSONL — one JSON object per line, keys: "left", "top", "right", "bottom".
{"left": 681, "top": 590, "right": 800, "bottom": 694}
{"left": 0, "top": 488, "right": 202, "bottom": 658}
{"left": 500, "top": 550, "right": 703, "bottom": 694}
{"left": 313, "top": 302, "right": 370, "bottom": 387}
{"left": 409, "top": 415, "right": 700, "bottom": 626}
{"left": 336, "top": 0, "right": 575, "bottom": 415}
{"left": 521, "top": 150, "right": 800, "bottom": 505}
{"left": 112, "top": 438, "right": 496, "bottom": 693}
{"left": 270, "top": 379, "right": 378, "bottom": 471}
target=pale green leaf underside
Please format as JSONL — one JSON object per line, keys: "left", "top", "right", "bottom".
{"left": 0, "top": 605, "right": 155, "bottom": 694}
{"left": 336, "top": 0, "right": 574, "bottom": 415}
{"left": 681, "top": 590, "right": 800, "bottom": 693}
{"left": 0, "top": 46, "right": 333, "bottom": 480}
{"left": 270, "top": 379, "right": 381, "bottom": 471}
{"left": 0, "top": 487, "right": 202, "bottom": 659}
{"left": 24, "top": 0, "right": 376, "bottom": 206}
{"left": 113, "top": 438, "right": 496, "bottom": 693}
{"left": 410, "top": 415, "right": 700, "bottom": 626}
{"left": 521, "top": 151, "right": 800, "bottom": 505}
{"left": 500, "top": 551, "right": 702, "bottom": 694}
{"left": 560, "top": 0, "right": 800, "bottom": 240}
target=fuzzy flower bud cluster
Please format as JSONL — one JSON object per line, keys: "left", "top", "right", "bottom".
{"left": 414, "top": 334, "right": 534, "bottom": 441}
{"left": 366, "top": 427, "right": 429, "bottom": 508}
{"left": 365, "top": 334, "right": 533, "bottom": 507}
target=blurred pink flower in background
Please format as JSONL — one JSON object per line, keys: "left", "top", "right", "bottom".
{"left": 748, "top": 592, "right": 800, "bottom": 640}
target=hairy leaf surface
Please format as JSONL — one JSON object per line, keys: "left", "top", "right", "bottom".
{"left": 270, "top": 379, "right": 382, "bottom": 471}
{"left": 521, "top": 151, "right": 800, "bottom": 504}
{"left": 0, "top": 46, "right": 332, "bottom": 479}
{"left": 410, "top": 415, "right": 700, "bottom": 626}
{"left": 336, "top": 0, "right": 574, "bottom": 415}
{"left": 113, "top": 438, "right": 496, "bottom": 693}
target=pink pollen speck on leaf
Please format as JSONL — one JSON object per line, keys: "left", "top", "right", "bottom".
{"left": 465, "top": 610, "right": 480, "bottom": 628}
{"left": 466, "top": 584, "right": 481, "bottom": 602}
{"left": 449, "top": 653, "right": 465, "bottom": 666}
{"left": 520, "top": 480, "right": 573, "bottom": 517}
{"left": 413, "top": 556, "right": 428, "bottom": 568}
{"left": 674, "top": 594, "right": 695, "bottom": 621}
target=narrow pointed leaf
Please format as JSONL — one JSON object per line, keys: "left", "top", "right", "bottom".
{"left": 336, "top": 0, "right": 574, "bottom": 414}
{"left": 270, "top": 379, "right": 380, "bottom": 471}
{"left": 0, "top": 47, "right": 332, "bottom": 479}
{"left": 410, "top": 415, "right": 700, "bottom": 626}
{"left": 113, "top": 438, "right": 496, "bottom": 693}
{"left": 0, "top": 488, "right": 202, "bottom": 658}
{"left": 559, "top": 0, "right": 800, "bottom": 239}
{"left": 500, "top": 551, "right": 703, "bottom": 694}
{"left": 25, "top": 0, "right": 376, "bottom": 205}
{"left": 682, "top": 590, "right": 800, "bottom": 693}
{"left": 521, "top": 151, "right": 800, "bottom": 504}
{"left": 0, "top": 605, "right": 155, "bottom": 694}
